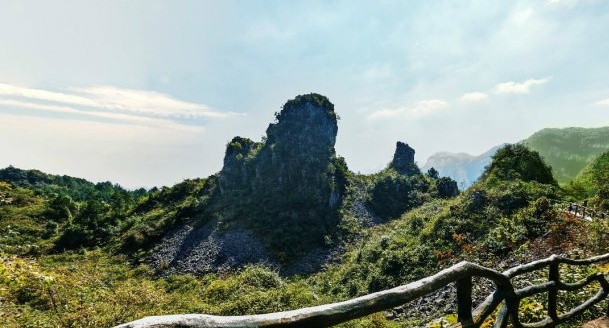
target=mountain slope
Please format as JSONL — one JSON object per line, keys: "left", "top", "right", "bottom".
{"left": 0, "top": 165, "right": 147, "bottom": 202}
{"left": 571, "top": 150, "right": 609, "bottom": 210}
{"left": 523, "top": 127, "right": 609, "bottom": 184}
{"left": 423, "top": 126, "right": 609, "bottom": 189}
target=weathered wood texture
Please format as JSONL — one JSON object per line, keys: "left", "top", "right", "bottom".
{"left": 115, "top": 253, "right": 609, "bottom": 328}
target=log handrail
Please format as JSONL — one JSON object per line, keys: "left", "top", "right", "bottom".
{"left": 115, "top": 253, "right": 609, "bottom": 328}
{"left": 558, "top": 201, "right": 608, "bottom": 221}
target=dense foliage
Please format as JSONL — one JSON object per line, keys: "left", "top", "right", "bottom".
{"left": 569, "top": 150, "right": 609, "bottom": 210}
{"left": 481, "top": 144, "right": 556, "bottom": 185}
{"left": 0, "top": 166, "right": 147, "bottom": 202}
{"left": 368, "top": 169, "right": 431, "bottom": 219}
{"left": 119, "top": 177, "right": 217, "bottom": 254}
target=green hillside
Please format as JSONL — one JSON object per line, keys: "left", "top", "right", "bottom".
{"left": 570, "top": 150, "right": 609, "bottom": 210}
{"left": 523, "top": 127, "right": 609, "bottom": 184}
{"left": 0, "top": 166, "right": 148, "bottom": 202}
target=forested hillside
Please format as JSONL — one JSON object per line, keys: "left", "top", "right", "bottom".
{"left": 570, "top": 150, "right": 609, "bottom": 210}
{"left": 523, "top": 127, "right": 609, "bottom": 184}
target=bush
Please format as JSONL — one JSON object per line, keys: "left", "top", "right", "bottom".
{"left": 368, "top": 173, "right": 430, "bottom": 219}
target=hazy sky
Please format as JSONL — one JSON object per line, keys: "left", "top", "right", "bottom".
{"left": 1, "top": 0, "right": 608, "bottom": 188}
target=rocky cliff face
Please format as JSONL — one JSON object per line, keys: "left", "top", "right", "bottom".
{"left": 218, "top": 94, "right": 347, "bottom": 261}
{"left": 220, "top": 94, "right": 343, "bottom": 208}
{"left": 148, "top": 94, "right": 348, "bottom": 274}
{"left": 146, "top": 96, "right": 459, "bottom": 275}
{"left": 390, "top": 141, "right": 420, "bottom": 175}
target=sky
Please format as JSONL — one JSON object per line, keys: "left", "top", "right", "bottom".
{"left": 1, "top": 0, "right": 608, "bottom": 189}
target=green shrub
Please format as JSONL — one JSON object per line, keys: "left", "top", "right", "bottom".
{"left": 482, "top": 144, "right": 556, "bottom": 185}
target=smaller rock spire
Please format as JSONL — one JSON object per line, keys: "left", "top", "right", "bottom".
{"left": 390, "top": 141, "right": 421, "bottom": 176}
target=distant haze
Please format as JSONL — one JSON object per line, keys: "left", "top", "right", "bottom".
{"left": 422, "top": 145, "right": 504, "bottom": 189}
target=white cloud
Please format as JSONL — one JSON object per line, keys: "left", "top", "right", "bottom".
{"left": 0, "top": 83, "right": 98, "bottom": 107}
{"left": 545, "top": 0, "right": 579, "bottom": 8}
{"left": 0, "top": 83, "right": 232, "bottom": 119}
{"left": 494, "top": 78, "right": 549, "bottom": 94}
{"left": 72, "top": 86, "right": 231, "bottom": 118}
{"left": 595, "top": 98, "right": 609, "bottom": 106}
{"left": 0, "top": 99, "right": 200, "bottom": 131}
{"left": 515, "top": 8, "right": 535, "bottom": 22}
{"left": 369, "top": 99, "right": 448, "bottom": 119}
{"left": 461, "top": 92, "right": 489, "bottom": 102}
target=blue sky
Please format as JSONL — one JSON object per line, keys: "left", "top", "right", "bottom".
{"left": 1, "top": 0, "right": 608, "bottom": 188}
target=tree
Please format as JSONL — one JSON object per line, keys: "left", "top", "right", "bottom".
{"left": 482, "top": 144, "right": 556, "bottom": 185}
{"left": 55, "top": 199, "right": 112, "bottom": 249}
{"left": 46, "top": 194, "right": 77, "bottom": 222}
{"left": 426, "top": 167, "right": 440, "bottom": 179}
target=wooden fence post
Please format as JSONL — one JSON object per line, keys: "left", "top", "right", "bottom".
{"left": 494, "top": 301, "right": 509, "bottom": 328}
{"left": 456, "top": 277, "right": 474, "bottom": 327}
{"left": 548, "top": 262, "right": 560, "bottom": 322}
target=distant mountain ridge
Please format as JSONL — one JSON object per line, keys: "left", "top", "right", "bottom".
{"left": 423, "top": 126, "right": 609, "bottom": 189}
{"left": 0, "top": 165, "right": 146, "bottom": 202}
{"left": 422, "top": 145, "right": 504, "bottom": 189}
{"left": 523, "top": 127, "right": 609, "bottom": 184}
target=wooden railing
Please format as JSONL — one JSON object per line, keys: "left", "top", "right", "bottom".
{"left": 562, "top": 202, "right": 607, "bottom": 221}
{"left": 115, "top": 253, "right": 609, "bottom": 328}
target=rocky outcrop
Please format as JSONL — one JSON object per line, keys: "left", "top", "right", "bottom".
{"left": 216, "top": 94, "right": 347, "bottom": 261}
{"left": 219, "top": 94, "right": 343, "bottom": 208}
{"left": 390, "top": 142, "right": 420, "bottom": 176}
{"left": 436, "top": 177, "right": 459, "bottom": 198}
{"left": 149, "top": 220, "right": 276, "bottom": 276}
{"left": 219, "top": 136, "right": 257, "bottom": 194}
{"left": 367, "top": 142, "right": 430, "bottom": 219}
